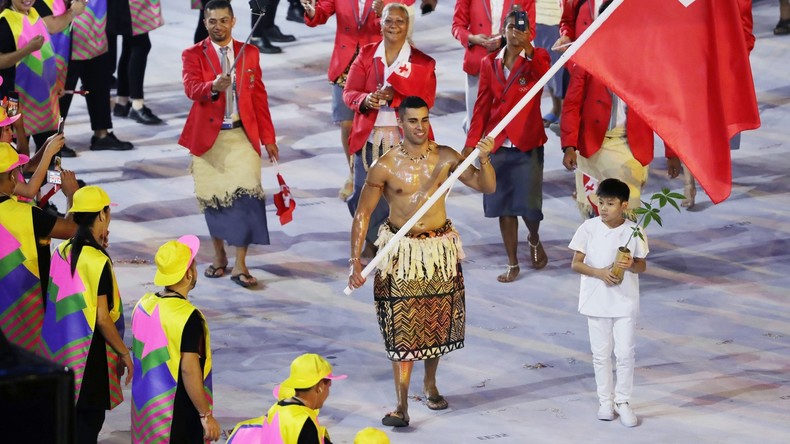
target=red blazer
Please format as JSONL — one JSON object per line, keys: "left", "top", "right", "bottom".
{"left": 465, "top": 48, "right": 550, "bottom": 152}
{"left": 304, "top": 0, "right": 382, "bottom": 82}
{"left": 560, "top": 67, "right": 678, "bottom": 166}
{"left": 452, "top": 0, "right": 535, "bottom": 76}
{"left": 343, "top": 43, "right": 436, "bottom": 155}
{"left": 178, "top": 38, "right": 276, "bottom": 157}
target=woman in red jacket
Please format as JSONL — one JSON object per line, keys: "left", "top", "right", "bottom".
{"left": 465, "top": 9, "right": 550, "bottom": 283}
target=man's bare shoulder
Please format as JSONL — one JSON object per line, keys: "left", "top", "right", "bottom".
{"left": 434, "top": 143, "right": 463, "bottom": 162}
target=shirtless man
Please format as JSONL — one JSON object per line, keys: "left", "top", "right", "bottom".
{"left": 348, "top": 95, "right": 495, "bottom": 428}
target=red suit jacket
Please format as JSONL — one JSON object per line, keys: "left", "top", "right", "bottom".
{"left": 560, "top": 67, "right": 679, "bottom": 166}
{"left": 465, "top": 48, "right": 550, "bottom": 152}
{"left": 452, "top": 0, "right": 536, "bottom": 76}
{"left": 343, "top": 43, "right": 436, "bottom": 154}
{"left": 304, "top": 0, "right": 382, "bottom": 82}
{"left": 178, "top": 38, "right": 276, "bottom": 157}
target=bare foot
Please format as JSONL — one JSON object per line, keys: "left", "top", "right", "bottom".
{"left": 497, "top": 264, "right": 520, "bottom": 283}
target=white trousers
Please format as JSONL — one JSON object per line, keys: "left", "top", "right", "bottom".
{"left": 463, "top": 73, "right": 480, "bottom": 133}
{"left": 587, "top": 316, "right": 635, "bottom": 404}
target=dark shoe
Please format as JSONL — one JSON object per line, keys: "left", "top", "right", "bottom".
{"left": 231, "top": 273, "right": 258, "bottom": 288}
{"left": 381, "top": 412, "right": 409, "bottom": 428}
{"left": 128, "top": 106, "right": 163, "bottom": 125}
{"left": 60, "top": 145, "right": 77, "bottom": 158}
{"left": 90, "top": 132, "right": 134, "bottom": 151}
{"left": 113, "top": 102, "right": 131, "bottom": 117}
{"left": 775, "top": 19, "right": 790, "bottom": 36}
{"left": 250, "top": 36, "right": 282, "bottom": 54}
{"left": 286, "top": 3, "right": 305, "bottom": 23}
{"left": 263, "top": 25, "right": 296, "bottom": 43}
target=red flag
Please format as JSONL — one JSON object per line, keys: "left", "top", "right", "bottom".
{"left": 273, "top": 173, "right": 295, "bottom": 225}
{"left": 570, "top": 0, "right": 760, "bottom": 204}
{"left": 581, "top": 171, "right": 600, "bottom": 216}
{"left": 386, "top": 61, "right": 434, "bottom": 108}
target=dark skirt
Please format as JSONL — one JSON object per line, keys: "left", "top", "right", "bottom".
{"left": 484, "top": 146, "right": 544, "bottom": 221}
{"left": 205, "top": 194, "right": 270, "bottom": 247}
{"left": 347, "top": 141, "right": 390, "bottom": 245}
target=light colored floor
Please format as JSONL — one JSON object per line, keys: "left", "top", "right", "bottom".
{"left": 48, "top": 1, "right": 789, "bottom": 443}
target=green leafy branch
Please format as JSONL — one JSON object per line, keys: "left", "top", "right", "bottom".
{"left": 623, "top": 188, "right": 685, "bottom": 250}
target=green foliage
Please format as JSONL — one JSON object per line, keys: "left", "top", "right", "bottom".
{"left": 623, "top": 188, "right": 684, "bottom": 249}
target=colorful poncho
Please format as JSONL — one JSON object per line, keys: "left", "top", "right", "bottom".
{"left": 0, "top": 198, "right": 44, "bottom": 353}
{"left": 131, "top": 292, "right": 213, "bottom": 444}
{"left": 0, "top": 8, "right": 58, "bottom": 135}
{"left": 41, "top": 242, "right": 125, "bottom": 409}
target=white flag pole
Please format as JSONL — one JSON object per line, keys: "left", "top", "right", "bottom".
{"left": 344, "top": 0, "right": 626, "bottom": 295}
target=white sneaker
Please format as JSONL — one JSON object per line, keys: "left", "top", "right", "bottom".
{"left": 615, "top": 402, "right": 638, "bottom": 427}
{"left": 597, "top": 401, "right": 614, "bottom": 421}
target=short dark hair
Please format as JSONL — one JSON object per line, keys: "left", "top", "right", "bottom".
{"left": 596, "top": 178, "right": 630, "bottom": 203}
{"left": 205, "top": 0, "right": 234, "bottom": 16}
{"left": 397, "top": 96, "right": 429, "bottom": 117}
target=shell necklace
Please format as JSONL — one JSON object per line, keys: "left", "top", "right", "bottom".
{"left": 399, "top": 143, "right": 433, "bottom": 162}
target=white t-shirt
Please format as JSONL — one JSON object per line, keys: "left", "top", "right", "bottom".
{"left": 568, "top": 217, "right": 648, "bottom": 318}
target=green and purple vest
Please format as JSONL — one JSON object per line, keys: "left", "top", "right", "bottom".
{"left": 0, "top": 8, "right": 59, "bottom": 135}
{"left": 130, "top": 0, "right": 164, "bottom": 36}
{"left": 42, "top": 0, "right": 72, "bottom": 91}
{"left": 70, "top": 0, "right": 108, "bottom": 61}
{"left": 131, "top": 292, "right": 213, "bottom": 443}
{"left": 41, "top": 242, "right": 125, "bottom": 409}
{"left": 0, "top": 198, "right": 44, "bottom": 353}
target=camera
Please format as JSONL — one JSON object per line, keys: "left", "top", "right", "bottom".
{"left": 515, "top": 10, "right": 528, "bottom": 32}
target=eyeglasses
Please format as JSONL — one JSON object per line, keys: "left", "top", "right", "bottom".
{"left": 383, "top": 18, "right": 407, "bottom": 26}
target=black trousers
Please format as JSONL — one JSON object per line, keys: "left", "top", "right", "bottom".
{"left": 115, "top": 33, "right": 152, "bottom": 99}
{"left": 75, "top": 407, "right": 105, "bottom": 444}
{"left": 59, "top": 53, "right": 113, "bottom": 131}
{"left": 194, "top": 0, "right": 210, "bottom": 43}
{"left": 255, "top": 0, "right": 280, "bottom": 35}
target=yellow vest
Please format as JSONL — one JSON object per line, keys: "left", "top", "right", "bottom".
{"left": 0, "top": 197, "right": 44, "bottom": 353}
{"left": 131, "top": 292, "right": 213, "bottom": 444}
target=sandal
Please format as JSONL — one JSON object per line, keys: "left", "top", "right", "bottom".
{"left": 528, "top": 237, "right": 548, "bottom": 270}
{"left": 204, "top": 265, "right": 227, "bottom": 278}
{"left": 231, "top": 273, "right": 258, "bottom": 288}
{"left": 497, "top": 264, "right": 520, "bottom": 283}
{"left": 381, "top": 411, "right": 409, "bottom": 427}
{"left": 775, "top": 18, "right": 790, "bottom": 36}
{"left": 425, "top": 394, "right": 448, "bottom": 410}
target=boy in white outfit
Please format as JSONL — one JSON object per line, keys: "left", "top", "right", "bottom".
{"left": 568, "top": 178, "right": 647, "bottom": 427}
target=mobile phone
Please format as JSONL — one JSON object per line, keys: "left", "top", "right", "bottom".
{"left": 6, "top": 91, "right": 19, "bottom": 117}
{"left": 515, "top": 11, "right": 527, "bottom": 32}
{"left": 47, "top": 119, "right": 63, "bottom": 184}
{"left": 47, "top": 156, "right": 61, "bottom": 185}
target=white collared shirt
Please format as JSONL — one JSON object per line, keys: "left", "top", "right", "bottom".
{"left": 210, "top": 40, "right": 239, "bottom": 121}
{"left": 372, "top": 42, "right": 411, "bottom": 128}
{"left": 491, "top": 0, "right": 505, "bottom": 34}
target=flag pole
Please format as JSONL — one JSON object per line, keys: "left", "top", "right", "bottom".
{"left": 344, "top": 0, "right": 627, "bottom": 295}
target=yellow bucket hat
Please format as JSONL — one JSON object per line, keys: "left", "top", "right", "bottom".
{"left": 354, "top": 427, "right": 390, "bottom": 444}
{"left": 68, "top": 185, "right": 116, "bottom": 213}
{"left": 0, "top": 142, "right": 28, "bottom": 173}
{"left": 153, "top": 235, "right": 200, "bottom": 286}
